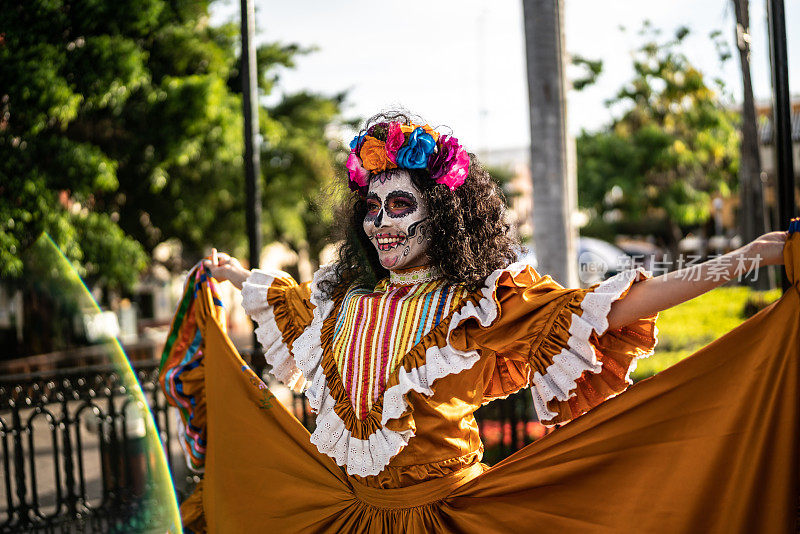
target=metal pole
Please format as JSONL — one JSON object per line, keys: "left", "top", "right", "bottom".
{"left": 734, "top": 0, "right": 771, "bottom": 289}
{"left": 240, "top": 0, "right": 263, "bottom": 367}
{"left": 767, "top": 0, "right": 795, "bottom": 290}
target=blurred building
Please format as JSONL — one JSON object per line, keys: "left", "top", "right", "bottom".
{"left": 481, "top": 98, "right": 800, "bottom": 250}
{"left": 757, "top": 99, "right": 800, "bottom": 230}
{"left": 479, "top": 146, "right": 534, "bottom": 243}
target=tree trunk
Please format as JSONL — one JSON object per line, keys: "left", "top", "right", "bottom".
{"left": 522, "top": 0, "right": 578, "bottom": 287}
{"left": 733, "top": 0, "right": 771, "bottom": 288}
{"left": 667, "top": 219, "right": 683, "bottom": 269}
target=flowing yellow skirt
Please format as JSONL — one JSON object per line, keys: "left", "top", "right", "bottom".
{"left": 181, "top": 237, "right": 800, "bottom": 533}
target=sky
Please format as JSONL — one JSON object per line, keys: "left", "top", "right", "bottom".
{"left": 210, "top": 0, "right": 799, "bottom": 152}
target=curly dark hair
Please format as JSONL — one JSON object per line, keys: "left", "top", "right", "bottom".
{"left": 320, "top": 111, "right": 519, "bottom": 298}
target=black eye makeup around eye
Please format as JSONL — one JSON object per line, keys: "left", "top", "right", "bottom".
{"left": 364, "top": 193, "right": 381, "bottom": 221}
{"left": 385, "top": 190, "right": 418, "bottom": 218}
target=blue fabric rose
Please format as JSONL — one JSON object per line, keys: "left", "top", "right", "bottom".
{"left": 396, "top": 127, "right": 436, "bottom": 169}
{"left": 349, "top": 133, "right": 367, "bottom": 151}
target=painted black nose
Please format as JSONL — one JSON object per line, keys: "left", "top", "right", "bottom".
{"left": 374, "top": 209, "right": 384, "bottom": 227}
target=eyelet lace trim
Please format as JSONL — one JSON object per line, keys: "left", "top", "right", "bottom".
{"left": 529, "top": 267, "right": 653, "bottom": 423}
{"left": 241, "top": 270, "right": 307, "bottom": 392}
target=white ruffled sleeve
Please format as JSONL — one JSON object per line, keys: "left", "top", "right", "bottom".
{"left": 527, "top": 268, "right": 659, "bottom": 424}
{"left": 240, "top": 269, "right": 315, "bottom": 392}
{"left": 451, "top": 265, "right": 658, "bottom": 425}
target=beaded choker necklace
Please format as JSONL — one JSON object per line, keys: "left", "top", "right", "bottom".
{"left": 389, "top": 265, "right": 442, "bottom": 286}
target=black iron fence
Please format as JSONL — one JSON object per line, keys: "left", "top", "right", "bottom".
{"left": 0, "top": 359, "right": 187, "bottom": 533}
{"left": 1, "top": 355, "right": 547, "bottom": 533}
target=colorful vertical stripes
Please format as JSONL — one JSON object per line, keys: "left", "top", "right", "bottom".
{"left": 158, "top": 265, "right": 224, "bottom": 472}
{"left": 330, "top": 279, "right": 469, "bottom": 419}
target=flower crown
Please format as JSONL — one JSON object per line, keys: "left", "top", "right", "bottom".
{"left": 346, "top": 121, "right": 470, "bottom": 192}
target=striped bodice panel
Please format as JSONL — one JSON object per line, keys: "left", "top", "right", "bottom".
{"left": 331, "top": 279, "right": 470, "bottom": 419}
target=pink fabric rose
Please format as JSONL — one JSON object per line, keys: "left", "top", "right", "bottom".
{"left": 429, "top": 135, "right": 470, "bottom": 191}
{"left": 385, "top": 122, "right": 405, "bottom": 164}
{"left": 436, "top": 149, "right": 469, "bottom": 190}
{"left": 346, "top": 151, "right": 369, "bottom": 190}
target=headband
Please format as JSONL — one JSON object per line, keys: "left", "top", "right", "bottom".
{"left": 346, "top": 121, "right": 470, "bottom": 192}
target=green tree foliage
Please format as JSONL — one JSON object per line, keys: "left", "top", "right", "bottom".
{"left": 0, "top": 1, "right": 165, "bottom": 289}
{"left": 571, "top": 55, "right": 603, "bottom": 91}
{"left": 1, "top": 1, "right": 348, "bottom": 291}
{"left": 577, "top": 25, "right": 739, "bottom": 249}
{"left": 261, "top": 90, "right": 352, "bottom": 264}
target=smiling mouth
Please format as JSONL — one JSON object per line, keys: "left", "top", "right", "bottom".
{"left": 374, "top": 233, "right": 407, "bottom": 251}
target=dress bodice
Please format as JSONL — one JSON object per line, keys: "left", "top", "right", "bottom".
{"left": 330, "top": 279, "right": 471, "bottom": 419}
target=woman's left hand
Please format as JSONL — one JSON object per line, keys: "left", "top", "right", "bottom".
{"left": 744, "top": 231, "right": 789, "bottom": 266}
{"left": 202, "top": 248, "right": 251, "bottom": 289}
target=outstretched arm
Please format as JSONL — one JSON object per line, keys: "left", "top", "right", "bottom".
{"left": 606, "top": 231, "right": 788, "bottom": 331}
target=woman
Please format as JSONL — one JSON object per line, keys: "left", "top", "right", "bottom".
{"left": 162, "top": 112, "right": 798, "bottom": 533}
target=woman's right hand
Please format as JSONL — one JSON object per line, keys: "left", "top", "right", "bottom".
{"left": 203, "top": 248, "right": 251, "bottom": 290}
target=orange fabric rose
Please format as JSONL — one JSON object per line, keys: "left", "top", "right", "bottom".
{"left": 420, "top": 123, "right": 440, "bottom": 141}
{"left": 359, "top": 136, "right": 397, "bottom": 173}
{"left": 399, "top": 123, "right": 439, "bottom": 141}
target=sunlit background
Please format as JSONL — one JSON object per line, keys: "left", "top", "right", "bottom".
{"left": 210, "top": 0, "right": 800, "bottom": 146}
{"left": 1, "top": 0, "right": 797, "bottom": 531}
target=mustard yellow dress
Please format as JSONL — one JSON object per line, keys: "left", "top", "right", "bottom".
{"left": 160, "top": 235, "right": 800, "bottom": 533}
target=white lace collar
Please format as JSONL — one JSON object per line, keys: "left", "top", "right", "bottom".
{"left": 388, "top": 265, "right": 442, "bottom": 286}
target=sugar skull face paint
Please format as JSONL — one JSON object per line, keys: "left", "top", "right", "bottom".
{"left": 363, "top": 170, "right": 431, "bottom": 271}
